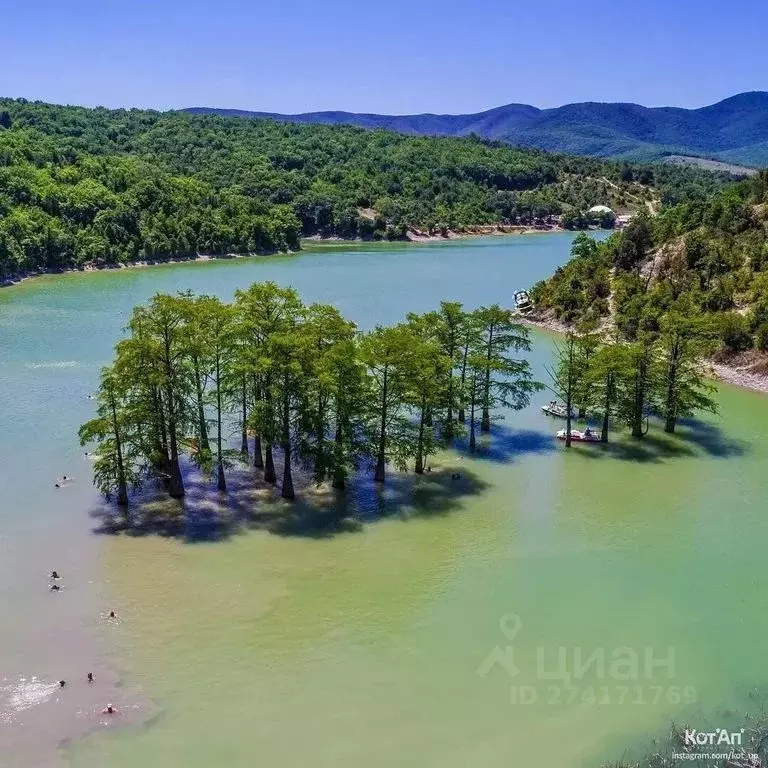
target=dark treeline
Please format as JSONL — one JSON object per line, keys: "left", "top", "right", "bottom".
{"left": 0, "top": 98, "right": 736, "bottom": 278}
{"left": 532, "top": 170, "right": 768, "bottom": 356}
{"left": 79, "top": 283, "right": 542, "bottom": 518}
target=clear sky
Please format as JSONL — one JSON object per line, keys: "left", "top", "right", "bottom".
{"left": 2, "top": 0, "right": 766, "bottom": 114}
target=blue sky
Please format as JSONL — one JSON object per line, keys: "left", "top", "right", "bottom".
{"left": 2, "top": 0, "right": 766, "bottom": 114}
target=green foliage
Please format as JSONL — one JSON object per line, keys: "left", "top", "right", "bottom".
{"left": 718, "top": 313, "right": 754, "bottom": 352}
{"left": 188, "top": 92, "right": 768, "bottom": 166}
{"left": 756, "top": 323, "right": 768, "bottom": 351}
{"left": 80, "top": 285, "right": 541, "bottom": 507}
{"left": 0, "top": 97, "right": 736, "bottom": 278}
{"left": 530, "top": 233, "right": 611, "bottom": 323}
{"left": 533, "top": 170, "right": 768, "bottom": 355}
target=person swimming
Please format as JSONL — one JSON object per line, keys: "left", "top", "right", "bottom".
{"left": 59, "top": 680, "right": 66, "bottom": 688}
{"left": 87, "top": 673, "right": 93, "bottom": 683}
{"left": 102, "top": 704, "right": 116, "bottom": 715}
{"left": 50, "top": 570, "right": 60, "bottom": 580}
{"left": 50, "top": 583, "right": 61, "bottom": 592}
{"left": 108, "top": 610, "right": 116, "bottom": 619}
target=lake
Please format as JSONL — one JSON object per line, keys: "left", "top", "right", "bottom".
{"left": 1, "top": 233, "right": 766, "bottom": 767}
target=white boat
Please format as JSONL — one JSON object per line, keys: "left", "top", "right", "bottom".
{"left": 513, "top": 290, "right": 533, "bottom": 314}
{"left": 542, "top": 401, "right": 575, "bottom": 419}
{"left": 556, "top": 426, "right": 601, "bottom": 443}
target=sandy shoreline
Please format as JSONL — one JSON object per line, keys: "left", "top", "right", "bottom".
{"left": 520, "top": 315, "right": 768, "bottom": 396}
{"left": 0, "top": 226, "right": 576, "bottom": 289}
{"left": 0, "top": 250, "right": 290, "bottom": 290}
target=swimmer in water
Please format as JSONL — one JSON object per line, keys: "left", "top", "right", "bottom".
{"left": 102, "top": 704, "right": 116, "bottom": 715}
{"left": 51, "top": 570, "right": 60, "bottom": 579}
{"left": 50, "top": 583, "right": 61, "bottom": 592}
{"left": 59, "top": 680, "right": 66, "bottom": 688}
{"left": 87, "top": 673, "right": 93, "bottom": 683}
{"left": 108, "top": 611, "right": 116, "bottom": 619}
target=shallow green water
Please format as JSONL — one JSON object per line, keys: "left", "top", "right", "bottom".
{"left": 1, "top": 235, "right": 766, "bottom": 767}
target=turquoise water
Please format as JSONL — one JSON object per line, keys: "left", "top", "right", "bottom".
{"left": 2, "top": 233, "right": 767, "bottom": 767}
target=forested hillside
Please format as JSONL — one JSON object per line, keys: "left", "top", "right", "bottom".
{"left": 0, "top": 98, "right": 736, "bottom": 278}
{"left": 188, "top": 91, "right": 768, "bottom": 165}
{"left": 530, "top": 170, "right": 768, "bottom": 356}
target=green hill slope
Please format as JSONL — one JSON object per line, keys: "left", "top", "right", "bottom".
{"left": 186, "top": 92, "right": 768, "bottom": 166}
{"left": 0, "top": 98, "right": 738, "bottom": 279}
{"left": 530, "top": 170, "right": 768, "bottom": 360}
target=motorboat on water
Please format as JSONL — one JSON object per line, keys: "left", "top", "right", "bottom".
{"left": 541, "top": 401, "right": 575, "bottom": 419}
{"left": 556, "top": 426, "right": 601, "bottom": 443}
{"left": 513, "top": 290, "right": 533, "bottom": 314}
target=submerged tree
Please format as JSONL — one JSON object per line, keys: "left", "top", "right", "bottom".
{"left": 473, "top": 304, "right": 542, "bottom": 432}
{"left": 617, "top": 328, "right": 658, "bottom": 439}
{"left": 298, "top": 303, "right": 359, "bottom": 485}
{"left": 198, "top": 296, "right": 236, "bottom": 491}
{"left": 656, "top": 303, "right": 718, "bottom": 433}
{"left": 434, "top": 301, "right": 466, "bottom": 440}
{"left": 235, "top": 282, "right": 303, "bottom": 485}
{"left": 131, "top": 294, "right": 193, "bottom": 497}
{"left": 81, "top": 284, "right": 546, "bottom": 509}
{"left": 402, "top": 328, "right": 448, "bottom": 473}
{"left": 547, "top": 332, "right": 582, "bottom": 448}
{"left": 359, "top": 325, "right": 416, "bottom": 483}
{"left": 588, "top": 338, "right": 628, "bottom": 443}
{"left": 78, "top": 366, "right": 141, "bottom": 519}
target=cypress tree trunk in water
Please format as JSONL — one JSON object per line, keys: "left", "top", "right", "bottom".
{"left": 469, "top": 374, "right": 477, "bottom": 452}
{"left": 564, "top": 362, "right": 573, "bottom": 448}
{"left": 154, "top": 389, "right": 171, "bottom": 478}
{"left": 168, "top": 453, "right": 184, "bottom": 498}
{"left": 281, "top": 450, "right": 295, "bottom": 499}
{"left": 165, "top": 398, "right": 184, "bottom": 496}
{"left": 664, "top": 360, "right": 677, "bottom": 433}
{"left": 314, "top": 394, "right": 326, "bottom": 483}
{"left": 109, "top": 394, "right": 129, "bottom": 510}
{"left": 445, "top": 372, "right": 454, "bottom": 440}
{"left": 262, "top": 374, "right": 276, "bottom": 482}
{"left": 332, "top": 423, "right": 346, "bottom": 490}
{"left": 253, "top": 435, "right": 264, "bottom": 469}
{"left": 216, "top": 355, "right": 226, "bottom": 493}
{"left": 600, "top": 376, "right": 611, "bottom": 443}
{"left": 240, "top": 377, "right": 249, "bottom": 458}
{"left": 193, "top": 356, "right": 210, "bottom": 454}
{"left": 374, "top": 365, "right": 388, "bottom": 483}
{"left": 480, "top": 325, "right": 493, "bottom": 432}
{"left": 631, "top": 367, "right": 645, "bottom": 439}
{"left": 415, "top": 398, "right": 426, "bottom": 474}
{"left": 281, "top": 387, "right": 294, "bottom": 499}
{"left": 458, "top": 341, "right": 469, "bottom": 423}
{"left": 264, "top": 445, "right": 276, "bottom": 484}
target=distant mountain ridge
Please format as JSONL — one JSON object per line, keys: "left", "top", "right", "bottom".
{"left": 184, "top": 92, "right": 768, "bottom": 167}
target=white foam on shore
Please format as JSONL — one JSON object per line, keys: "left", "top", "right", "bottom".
{"left": 0, "top": 676, "right": 59, "bottom": 723}
{"left": 23, "top": 361, "right": 78, "bottom": 370}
